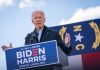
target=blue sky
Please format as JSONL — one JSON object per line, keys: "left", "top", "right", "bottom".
{"left": 0, "top": 0, "right": 100, "bottom": 70}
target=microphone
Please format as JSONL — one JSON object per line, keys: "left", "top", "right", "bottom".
{"left": 32, "top": 31, "right": 38, "bottom": 39}
{"left": 30, "top": 31, "right": 39, "bottom": 43}
{"left": 25, "top": 30, "right": 39, "bottom": 45}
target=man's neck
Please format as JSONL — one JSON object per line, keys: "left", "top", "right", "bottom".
{"left": 36, "top": 26, "right": 44, "bottom": 31}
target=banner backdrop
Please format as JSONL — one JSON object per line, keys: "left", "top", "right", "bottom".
{"left": 50, "top": 18, "right": 100, "bottom": 56}
{"left": 50, "top": 18, "right": 100, "bottom": 70}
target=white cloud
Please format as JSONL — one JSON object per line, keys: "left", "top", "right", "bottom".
{"left": 19, "top": 0, "right": 33, "bottom": 9}
{"left": 59, "top": 6, "right": 100, "bottom": 25}
{"left": 19, "top": 0, "right": 45, "bottom": 9}
{"left": 0, "top": 0, "right": 14, "bottom": 8}
{"left": 0, "top": 0, "right": 45, "bottom": 9}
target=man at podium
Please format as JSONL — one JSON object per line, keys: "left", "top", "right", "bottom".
{"left": 2, "top": 10, "right": 72, "bottom": 70}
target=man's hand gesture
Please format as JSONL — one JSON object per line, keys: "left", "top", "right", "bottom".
{"left": 1, "top": 43, "right": 13, "bottom": 51}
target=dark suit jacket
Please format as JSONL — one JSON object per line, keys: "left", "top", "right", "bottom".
{"left": 24, "top": 26, "right": 72, "bottom": 70}
{"left": 25, "top": 26, "right": 71, "bottom": 55}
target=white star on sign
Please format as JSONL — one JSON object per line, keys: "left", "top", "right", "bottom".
{"left": 75, "top": 33, "right": 84, "bottom": 42}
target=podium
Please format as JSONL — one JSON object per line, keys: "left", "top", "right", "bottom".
{"left": 5, "top": 40, "right": 68, "bottom": 70}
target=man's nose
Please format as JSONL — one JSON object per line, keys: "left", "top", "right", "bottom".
{"left": 37, "top": 17, "right": 41, "bottom": 20}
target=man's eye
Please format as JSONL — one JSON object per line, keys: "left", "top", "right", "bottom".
{"left": 39, "top": 17, "right": 41, "bottom": 18}
{"left": 34, "top": 17, "right": 42, "bottom": 19}
{"left": 35, "top": 17, "right": 37, "bottom": 19}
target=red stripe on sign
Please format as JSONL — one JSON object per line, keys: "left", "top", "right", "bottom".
{"left": 82, "top": 52, "right": 100, "bottom": 70}
{"left": 32, "top": 53, "right": 38, "bottom": 56}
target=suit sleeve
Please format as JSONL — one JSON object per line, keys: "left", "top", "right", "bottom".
{"left": 56, "top": 32, "right": 72, "bottom": 55}
{"left": 25, "top": 34, "right": 31, "bottom": 45}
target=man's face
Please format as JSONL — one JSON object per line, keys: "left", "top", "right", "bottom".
{"left": 32, "top": 11, "right": 45, "bottom": 30}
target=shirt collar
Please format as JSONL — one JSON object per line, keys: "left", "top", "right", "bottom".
{"left": 35, "top": 26, "right": 44, "bottom": 34}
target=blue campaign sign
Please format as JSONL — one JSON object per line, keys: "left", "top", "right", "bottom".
{"left": 5, "top": 40, "right": 59, "bottom": 70}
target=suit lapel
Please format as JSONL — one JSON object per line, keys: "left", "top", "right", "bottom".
{"left": 40, "top": 26, "right": 50, "bottom": 42}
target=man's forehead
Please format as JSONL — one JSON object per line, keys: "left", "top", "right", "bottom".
{"left": 32, "top": 11, "right": 44, "bottom": 16}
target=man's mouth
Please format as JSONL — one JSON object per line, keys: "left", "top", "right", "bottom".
{"left": 36, "top": 22, "right": 41, "bottom": 24}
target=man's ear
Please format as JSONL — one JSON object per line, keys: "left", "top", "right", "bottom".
{"left": 32, "top": 19, "right": 34, "bottom": 23}
{"left": 44, "top": 18, "right": 45, "bottom": 23}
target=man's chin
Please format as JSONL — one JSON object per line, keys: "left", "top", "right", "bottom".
{"left": 36, "top": 25, "right": 43, "bottom": 29}
{"left": 36, "top": 24, "right": 42, "bottom": 26}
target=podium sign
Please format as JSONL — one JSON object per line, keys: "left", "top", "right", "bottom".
{"left": 5, "top": 40, "right": 59, "bottom": 70}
